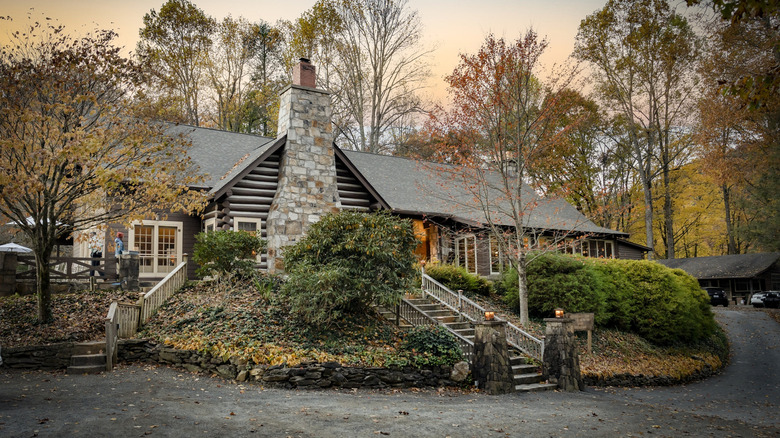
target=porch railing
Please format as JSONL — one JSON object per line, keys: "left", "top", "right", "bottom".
{"left": 421, "top": 270, "right": 544, "bottom": 362}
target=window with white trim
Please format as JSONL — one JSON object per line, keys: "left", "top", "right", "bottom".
{"left": 204, "top": 218, "right": 216, "bottom": 233}
{"left": 233, "top": 217, "right": 263, "bottom": 262}
{"left": 489, "top": 235, "right": 503, "bottom": 275}
{"left": 456, "top": 235, "right": 477, "bottom": 274}
{"left": 129, "top": 220, "right": 183, "bottom": 277}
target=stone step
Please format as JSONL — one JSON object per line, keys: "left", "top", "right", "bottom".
{"left": 515, "top": 382, "right": 558, "bottom": 393}
{"left": 72, "top": 340, "right": 105, "bottom": 356}
{"left": 67, "top": 364, "right": 106, "bottom": 374}
{"left": 433, "top": 315, "right": 458, "bottom": 323}
{"left": 70, "top": 353, "right": 106, "bottom": 367}
{"left": 509, "top": 355, "right": 530, "bottom": 366}
{"left": 416, "top": 304, "right": 447, "bottom": 312}
{"left": 513, "top": 372, "right": 543, "bottom": 385}
{"left": 424, "top": 309, "right": 457, "bottom": 318}
{"left": 453, "top": 328, "right": 475, "bottom": 337}
{"left": 512, "top": 364, "right": 539, "bottom": 375}
{"left": 445, "top": 322, "right": 472, "bottom": 330}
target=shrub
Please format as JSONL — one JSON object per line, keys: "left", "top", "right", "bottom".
{"left": 192, "top": 230, "right": 266, "bottom": 279}
{"left": 501, "top": 252, "right": 606, "bottom": 322}
{"left": 401, "top": 325, "right": 464, "bottom": 367}
{"left": 424, "top": 263, "right": 493, "bottom": 296}
{"left": 281, "top": 211, "right": 418, "bottom": 326}
{"left": 498, "top": 252, "right": 716, "bottom": 345}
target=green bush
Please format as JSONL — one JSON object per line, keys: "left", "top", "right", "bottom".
{"left": 192, "top": 230, "right": 266, "bottom": 279}
{"left": 281, "top": 211, "right": 418, "bottom": 326}
{"left": 424, "top": 263, "right": 493, "bottom": 296}
{"left": 501, "top": 252, "right": 606, "bottom": 322}
{"left": 401, "top": 325, "right": 464, "bottom": 367}
{"left": 498, "top": 253, "right": 716, "bottom": 345}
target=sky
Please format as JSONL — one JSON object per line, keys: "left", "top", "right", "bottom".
{"left": 0, "top": 0, "right": 608, "bottom": 102}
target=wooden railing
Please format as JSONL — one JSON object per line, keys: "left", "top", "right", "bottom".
{"left": 116, "top": 302, "right": 141, "bottom": 338}
{"left": 140, "top": 256, "right": 188, "bottom": 324}
{"left": 398, "top": 298, "right": 474, "bottom": 363}
{"left": 421, "top": 271, "right": 544, "bottom": 362}
{"left": 105, "top": 302, "right": 119, "bottom": 371}
{"left": 17, "top": 256, "right": 116, "bottom": 281}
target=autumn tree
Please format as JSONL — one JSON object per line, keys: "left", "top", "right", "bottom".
{"left": 575, "top": 0, "right": 701, "bottom": 259}
{"left": 433, "top": 32, "right": 581, "bottom": 325}
{"left": 0, "top": 20, "right": 206, "bottom": 323}
{"left": 137, "top": 0, "right": 215, "bottom": 126}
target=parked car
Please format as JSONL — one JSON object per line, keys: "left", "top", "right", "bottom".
{"left": 703, "top": 287, "right": 729, "bottom": 307}
{"left": 763, "top": 291, "right": 780, "bottom": 309}
{"left": 751, "top": 292, "right": 768, "bottom": 307}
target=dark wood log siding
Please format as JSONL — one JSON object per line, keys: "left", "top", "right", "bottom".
{"left": 476, "top": 234, "right": 492, "bottom": 277}
{"left": 212, "top": 148, "right": 282, "bottom": 270}
{"left": 336, "top": 155, "right": 377, "bottom": 211}
{"left": 617, "top": 241, "right": 644, "bottom": 260}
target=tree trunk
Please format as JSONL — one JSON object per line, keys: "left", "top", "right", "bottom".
{"left": 663, "top": 163, "right": 675, "bottom": 259}
{"left": 517, "top": 252, "right": 529, "bottom": 326}
{"left": 642, "top": 177, "right": 655, "bottom": 260}
{"left": 722, "top": 183, "right": 737, "bottom": 254}
{"left": 35, "top": 248, "right": 53, "bottom": 324}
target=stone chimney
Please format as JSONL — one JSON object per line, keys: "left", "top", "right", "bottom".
{"left": 266, "top": 59, "right": 341, "bottom": 273}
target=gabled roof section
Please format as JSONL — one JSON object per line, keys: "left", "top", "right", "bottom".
{"left": 210, "top": 136, "right": 286, "bottom": 199}
{"left": 166, "top": 123, "right": 277, "bottom": 190}
{"left": 334, "top": 147, "right": 390, "bottom": 210}
{"left": 341, "top": 150, "right": 627, "bottom": 236}
{"left": 657, "top": 253, "right": 780, "bottom": 280}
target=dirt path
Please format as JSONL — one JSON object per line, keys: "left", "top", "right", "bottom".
{"left": 1, "top": 307, "right": 778, "bottom": 437}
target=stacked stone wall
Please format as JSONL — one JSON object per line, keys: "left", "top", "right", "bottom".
{"left": 118, "top": 339, "right": 460, "bottom": 389}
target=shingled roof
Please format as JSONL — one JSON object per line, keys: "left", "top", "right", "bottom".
{"left": 166, "top": 123, "right": 275, "bottom": 190}
{"left": 341, "top": 150, "right": 626, "bottom": 236}
{"left": 657, "top": 253, "right": 780, "bottom": 279}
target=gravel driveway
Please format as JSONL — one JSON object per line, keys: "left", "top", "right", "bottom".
{"left": 1, "top": 307, "right": 778, "bottom": 438}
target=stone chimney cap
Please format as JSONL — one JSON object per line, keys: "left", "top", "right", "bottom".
{"left": 293, "top": 58, "right": 316, "bottom": 88}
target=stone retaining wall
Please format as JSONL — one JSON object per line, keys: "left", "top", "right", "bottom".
{"left": 1, "top": 343, "right": 75, "bottom": 369}
{"left": 119, "top": 339, "right": 461, "bottom": 389}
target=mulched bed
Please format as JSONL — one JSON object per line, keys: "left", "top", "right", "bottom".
{"left": 0, "top": 288, "right": 140, "bottom": 348}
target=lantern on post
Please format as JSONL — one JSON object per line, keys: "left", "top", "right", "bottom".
{"left": 554, "top": 308, "right": 565, "bottom": 318}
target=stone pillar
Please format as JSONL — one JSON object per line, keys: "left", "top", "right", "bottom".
{"left": 472, "top": 320, "right": 514, "bottom": 395}
{"left": 0, "top": 253, "right": 17, "bottom": 297}
{"left": 266, "top": 59, "right": 341, "bottom": 273}
{"left": 119, "top": 252, "right": 139, "bottom": 291}
{"left": 542, "top": 318, "right": 583, "bottom": 391}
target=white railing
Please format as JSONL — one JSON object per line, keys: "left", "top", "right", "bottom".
{"left": 105, "top": 302, "right": 119, "bottom": 371}
{"left": 421, "top": 271, "right": 544, "bottom": 362}
{"left": 140, "top": 256, "right": 188, "bottom": 324}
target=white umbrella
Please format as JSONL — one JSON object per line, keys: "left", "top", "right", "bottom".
{"left": 0, "top": 242, "right": 33, "bottom": 253}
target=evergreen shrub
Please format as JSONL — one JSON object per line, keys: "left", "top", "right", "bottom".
{"left": 424, "top": 263, "right": 493, "bottom": 296}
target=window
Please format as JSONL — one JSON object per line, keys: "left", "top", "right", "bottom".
{"left": 204, "top": 218, "right": 216, "bottom": 233}
{"left": 234, "top": 217, "right": 262, "bottom": 236}
{"left": 456, "top": 235, "right": 477, "bottom": 274}
{"left": 489, "top": 235, "right": 503, "bottom": 275}
{"left": 582, "top": 240, "right": 614, "bottom": 258}
{"left": 129, "top": 220, "right": 183, "bottom": 277}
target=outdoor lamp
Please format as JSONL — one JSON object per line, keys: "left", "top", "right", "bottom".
{"left": 484, "top": 311, "right": 495, "bottom": 321}
{"left": 554, "top": 308, "right": 565, "bottom": 318}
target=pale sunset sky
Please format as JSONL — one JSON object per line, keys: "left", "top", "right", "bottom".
{"left": 0, "top": 0, "right": 608, "bottom": 101}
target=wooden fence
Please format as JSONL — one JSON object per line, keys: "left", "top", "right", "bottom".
{"left": 17, "top": 256, "right": 117, "bottom": 281}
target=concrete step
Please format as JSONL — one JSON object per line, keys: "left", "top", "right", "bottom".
{"left": 70, "top": 353, "right": 106, "bottom": 367}
{"left": 515, "top": 382, "right": 558, "bottom": 393}
{"left": 445, "top": 322, "right": 472, "bottom": 330}
{"left": 424, "top": 309, "right": 457, "bottom": 318}
{"left": 513, "top": 372, "right": 543, "bottom": 385}
{"left": 72, "top": 340, "right": 105, "bottom": 356}
{"left": 67, "top": 364, "right": 106, "bottom": 374}
{"left": 509, "top": 355, "right": 531, "bottom": 366}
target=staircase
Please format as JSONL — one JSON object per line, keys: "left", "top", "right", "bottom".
{"left": 67, "top": 340, "right": 107, "bottom": 374}
{"left": 384, "top": 295, "right": 556, "bottom": 393}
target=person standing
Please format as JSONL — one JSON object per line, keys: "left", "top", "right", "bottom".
{"left": 88, "top": 231, "right": 104, "bottom": 277}
{"left": 114, "top": 231, "right": 124, "bottom": 276}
